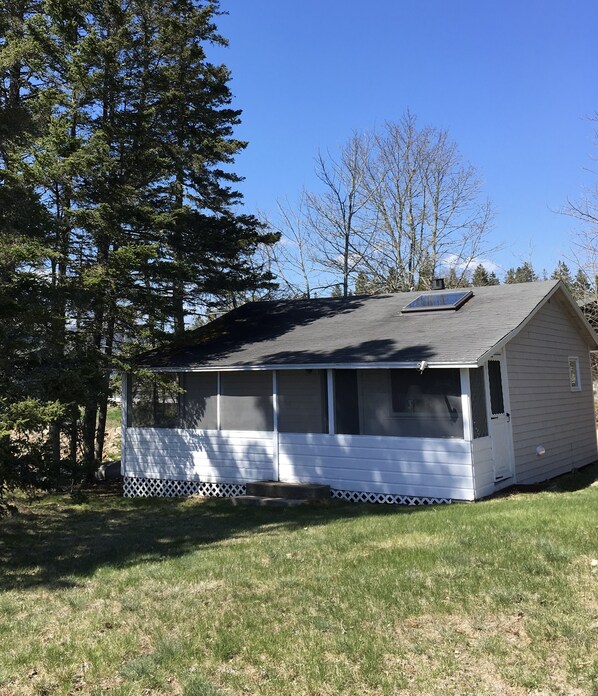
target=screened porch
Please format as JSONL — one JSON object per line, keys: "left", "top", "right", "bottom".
{"left": 126, "top": 366, "right": 490, "bottom": 441}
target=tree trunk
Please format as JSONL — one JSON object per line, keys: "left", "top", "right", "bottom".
{"left": 82, "top": 402, "right": 97, "bottom": 467}
{"left": 95, "top": 310, "right": 115, "bottom": 462}
{"left": 49, "top": 421, "right": 61, "bottom": 467}
{"left": 173, "top": 275, "right": 185, "bottom": 336}
{"left": 69, "top": 404, "right": 78, "bottom": 463}
{"left": 95, "top": 395, "right": 108, "bottom": 463}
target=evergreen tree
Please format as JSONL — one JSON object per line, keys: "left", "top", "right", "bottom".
{"left": 0, "top": 1, "right": 277, "bottom": 491}
{"left": 504, "top": 262, "right": 537, "bottom": 284}
{"left": 572, "top": 268, "right": 593, "bottom": 300}
{"left": 0, "top": 0, "right": 70, "bottom": 498}
{"left": 550, "top": 260, "right": 573, "bottom": 291}
{"left": 504, "top": 268, "right": 516, "bottom": 284}
{"left": 472, "top": 264, "right": 489, "bottom": 286}
{"left": 354, "top": 270, "right": 373, "bottom": 295}
{"left": 471, "top": 265, "right": 499, "bottom": 287}
{"left": 445, "top": 268, "right": 471, "bottom": 289}
{"left": 125, "top": 0, "right": 277, "bottom": 333}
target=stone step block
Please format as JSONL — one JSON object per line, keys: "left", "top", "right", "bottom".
{"left": 245, "top": 480, "right": 331, "bottom": 500}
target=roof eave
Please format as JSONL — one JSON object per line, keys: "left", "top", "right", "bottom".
{"left": 475, "top": 280, "right": 598, "bottom": 365}
{"left": 138, "top": 360, "right": 479, "bottom": 372}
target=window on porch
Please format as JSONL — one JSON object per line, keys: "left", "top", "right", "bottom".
{"left": 278, "top": 370, "right": 328, "bottom": 433}
{"left": 128, "top": 373, "right": 180, "bottom": 428}
{"left": 332, "top": 368, "right": 464, "bottom": 439}
{"left": 469, "top": 367, "right": 489, "bottom": 438}
{"left": 181, "top": 372, "right": 218, "bottom": 429}
{"left": 220, "top": 371, "right": 273, "bottom": 431}
{"left": 386, "top": 368, "right": 463, "bottom": 438}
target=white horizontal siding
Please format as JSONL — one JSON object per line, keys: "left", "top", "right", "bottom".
{"left": 278, "top": 433, "right": 475, "bottom": 500}
{"left": 124, "top": 428, "right": 275, "bottom": 483}
{"left": 472, "top": 437, "right": 495, "bottom": 498}
{"left": 506, "top": 297, "right": 597, "bottom": 484}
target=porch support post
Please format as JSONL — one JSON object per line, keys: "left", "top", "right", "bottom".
{"left": 460, "top": 367, "right": 473, "bottom": 441}
{"left": 216, "top": 371, "right": 221, "bottom": 430}
{"left": 121, "top": 372, "right": 128, "bottom": 475}
{"left": 272, "top": 370, "right": 280, "bottom": 481}
{"left": 327, "top": 369, "right": 335, "bottom": 435}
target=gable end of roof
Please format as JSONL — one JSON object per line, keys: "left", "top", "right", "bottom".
{"left": 476, "top": 280, "right": 598, "bottom": 364}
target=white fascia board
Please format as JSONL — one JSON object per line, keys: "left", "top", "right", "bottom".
{"left": 476, "top": 281, "right": 598, "bottom": 365}
{"left": 556, "top": 282, "right": 598, "bottom": 348}
{"left": 144, "top": 361, "right": 478, "bottom": 372}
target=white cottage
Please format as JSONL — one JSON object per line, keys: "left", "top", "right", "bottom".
{"left": 122, "top": 280, "right": 598, "bottom": 504}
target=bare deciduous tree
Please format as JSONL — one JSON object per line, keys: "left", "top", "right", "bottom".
{"left": 264, "top": 112, "right": 496, "bottom": 297}
{"left": 362, "top": 113, "right": 495, "bottom": 291}
{"left": 259, "top": 196, "right": 319, "bottom": 298}
{"left": 305, "top": 134, "right": 377, "bottom": 296}
{"left": 566, "top": 115, "right": 598, "bottom": 304}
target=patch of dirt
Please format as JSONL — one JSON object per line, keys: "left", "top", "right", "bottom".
{"left": 385, "top": 612, "right": 585, "bottom": 694}
{"left": 102, "top": 425, "right": 121, "bottom": 462}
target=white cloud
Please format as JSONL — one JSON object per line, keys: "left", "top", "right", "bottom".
{"left": 441, "top": 254, "right": 501, "bottom": 274}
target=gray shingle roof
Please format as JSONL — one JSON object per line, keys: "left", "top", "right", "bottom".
{"left": 136, "top": 280, "right": 597, "bottom": 369}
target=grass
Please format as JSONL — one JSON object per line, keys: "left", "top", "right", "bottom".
{"left": 105, "top": 406, "right": 122, "bottom": 428}
{"left": 0, "top": 467, "right": 597, "bottom": 695}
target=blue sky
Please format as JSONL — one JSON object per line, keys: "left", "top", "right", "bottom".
{"left": 215, "top": 0, "right": 597, "bottom": 277}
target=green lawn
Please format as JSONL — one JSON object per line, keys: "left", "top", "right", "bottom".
{"left": 106, "top": 406, "right": 122, "bottom": 427}
{"left": 0, "top": 467, "right": 597, "bottom": 695}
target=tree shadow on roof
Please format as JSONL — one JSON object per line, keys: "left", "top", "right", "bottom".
{"left": 258, "top": 341, "right": 435, "bottom": 365}
{"left": 136, "top": 295, "right": 395, "bottom": 367}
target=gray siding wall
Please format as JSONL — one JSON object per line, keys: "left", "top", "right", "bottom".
{"left": 506, "top": 298, "right": 597, "bottom": 483}
{"left": 278, "top": 433, "right": 475, "bottom": 500}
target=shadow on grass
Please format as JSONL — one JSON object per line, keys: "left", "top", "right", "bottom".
{"left": 0, "top": 489, "right": 417, "bottom": 592}
{"left": 498, "top": 460, "right": 598, "bottom": 497}
{"left": 2, "top": 461, "right": 596, "bottom": 592}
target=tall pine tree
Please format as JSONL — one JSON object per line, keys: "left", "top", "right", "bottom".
{"left": 0, "top": 0, "right": 276, "bottom": 485}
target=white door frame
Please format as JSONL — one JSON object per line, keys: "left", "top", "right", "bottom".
{"left": 484, "top": 351, "right": 515, "bottom": 482}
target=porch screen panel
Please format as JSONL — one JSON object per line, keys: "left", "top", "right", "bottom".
{"left": 469, "top": 367, "right": 489, "bottom": 438}
{"left": 128, "top": 372, "right": 180, "bottom": 428}
{"left": 182, "top": 372, "right": 218, "bottom": 429}
{"left": 220, "top": 371, "right": 273, "bottom": 431}
{"left": 128, "top": 373, "right": 152, "bottom": 427}
{"left": 334, "top": 369, "right": 360, "bottom": 434}
{"left": 278, "top": 370, "right": 327, "bottom": 433}
{"left": 375, "top": 368, "right": 463, "bottom": 438}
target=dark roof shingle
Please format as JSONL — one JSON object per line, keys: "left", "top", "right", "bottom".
{"left": 136, "top": 280, "right": 597, "bottom": 369}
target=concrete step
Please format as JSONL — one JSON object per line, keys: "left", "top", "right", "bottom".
{"left": 230, "top": 495, "right": 309, "bottom": 507}
{"left": 245, "top": 480, "right": 331, "bottom": 500}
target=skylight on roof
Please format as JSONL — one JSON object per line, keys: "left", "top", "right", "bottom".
{"left": 402, "top": 290, "right": 473, "bottom": 313}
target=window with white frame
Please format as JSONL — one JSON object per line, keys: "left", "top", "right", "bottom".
{"left": 568, "top": 357, "right": 581, "bottom": 391}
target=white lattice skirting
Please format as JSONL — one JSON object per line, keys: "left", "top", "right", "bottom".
{"left": 123, "top": 476, "right": 451, "bottom": 505}
{"left": 331, "top": 489, "right": 451, "bottom": 505}
{"left": 123, "top": 477, "right": 245, "bottom": 498}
